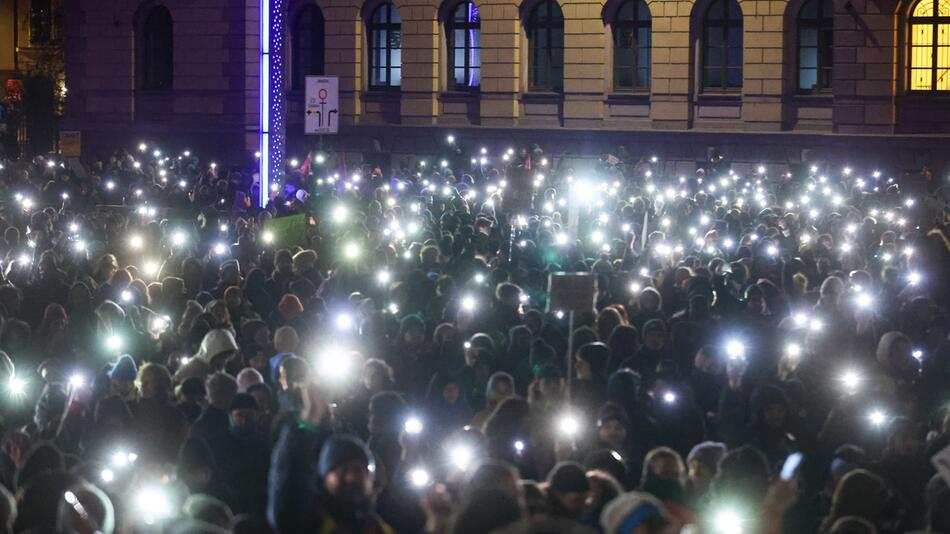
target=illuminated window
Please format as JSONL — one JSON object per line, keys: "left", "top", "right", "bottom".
{"left": 526, "top": 0, "right": 564, "bottom": 92}
{"left": 797, "top": 0, "right": 833, "bottom": 92}
{"left": 909, "top": 0, "right": 950, "bottom": 91}
{"left": 446, "top": 2, "right": 481, "bottom": 90}
{"left": 612, "top": 0, "right": 652, "bottom": 89}
{"left": 367, "top": 3, "right": 402, "bottom": 89}
{"left": 292, "top": 5, "right": 325, "bottom": 90}
{"left": 702, "top": 0, "right": 743, "bottom": 90}
{"left": 140, "top": 6, "right": 173, "bottom": 90}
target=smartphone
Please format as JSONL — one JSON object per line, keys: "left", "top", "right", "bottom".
{"left": 780, "top": 452, "right": 803, "bottom": 481}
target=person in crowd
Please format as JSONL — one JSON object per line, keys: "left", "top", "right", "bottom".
{"left": 0, "top": 140, "right": 940, "bottom": 534}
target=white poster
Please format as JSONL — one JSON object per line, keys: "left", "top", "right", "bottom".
{"left": 304, "top": 76, "right": 339, "bottom": 134}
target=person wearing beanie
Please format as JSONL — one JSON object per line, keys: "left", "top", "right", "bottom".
{"left": 269, "top": 400, "right": 392, "bottom": 534}
{"left": 686, "top": 441, "right": 727, "bottom": 503}
{"left": 599, "top": 491, "right": 672, "bottom": 534}
{"left": 546, "top": 462, "right": 591, "bottom": 521}
{"left": 109, "top": 354, "right": 138, "bottom": 402}
{"left": 236, "top": 367, "right": 264, "bottom": 393}
{"left": 276, "top": 294, "right": 304, "bottom": 323}
{"left": 217, "top": 393, "right": 269, "bottom": 518}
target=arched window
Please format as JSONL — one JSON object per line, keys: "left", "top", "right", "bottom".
{"left": 908, "top": 0, "right": 950, "bottom": 91}
{"left": 702, "top": 0, "right": 742, "bottom": 90}
{"left": 526, "top": 0, "right": 564, "bottom": 92}
{"left": 612, "top": 0, "right": 652, "bottom": 89}
{"left": 30, "top": 0, "right": 52, "bottom": 44}
{"left": 292, "top": 5, "right": 326, "bottom": 91}
{"left": 367, "top": 3, "right": 402, "bottom": 89}
{"left": 446, "top": 2, "right": 481, "bottom": 90}
{"left": 140, "top": 6, "right": 173, "bottom": 90}
{"left": 797, "top": 0, "right": 833, "bottom": 92}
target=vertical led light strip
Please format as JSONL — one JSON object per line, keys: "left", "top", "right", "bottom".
{"left": 260, "top": 0, "right": 285, "bottom": 207}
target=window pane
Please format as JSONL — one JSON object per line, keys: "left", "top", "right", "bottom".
{"left": 800, "top": 47, "right": 818, "bottom": 68}
{"left": 638, "top": 0, "right": 651, "bottom": 19}
{"left": 938, "top": 68, "right": 950, "bottom": 89}
{"left": 704, "top": 68, "right": 723, "bottom": 87}
{"left": 799, "top": 68, "right": 818, "bottom": 90}
{"left": 727, "top": 43, "right": 742, "bottom": 67}
{"left": 391, "top": 67, "right": 401, "bottom": 85}
{"left": 616, "top": 68, "right": 634, "bottom": 87}
{"left": 911, "top": 69, "right": 932, "bottom": 89}
{"left": 727, "top": 66, "right": 742, "bottom": 86}
{"left": 636, "top": 67, "right": 650, "bottom": 86}
{"left": 800, "top": 28, "right": 818, "bottom": 47}
{"left": 706, "top": 47, "right": 723, "bottom": 67}
{"left": 940, "top": 0, "right": 950, "bottom": 16}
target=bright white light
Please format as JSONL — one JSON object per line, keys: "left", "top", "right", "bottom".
{"left": 912, "top": 349, "right": 924, "bottom": 360}
{"left": 120, "top": 290, "right": 133, "bottom": 303}
{"left": 713, "top": 509, "right": 744, "bottom": 534}
{"left": 377, "top": 271, "right": 391, "bottom": 285}
{"left": 868, "top": 409, "right": 887, "bottom": 427}
{"left": 841, "top": 370, "right": 860, "bottom": 392}
{"left": 757, "top": 165, "right": 766, "bottom": 174}
{"left": 213, "top": 243, "right": 227, "bottom": 256}
{"left": 662, "top": 391, "right": 677, "bottom": 404}
{"left": 446, "top": 135, "right": 456, "bottom": 144}
{"left": 409, "top": 467, "right": 430, "bottom": 488}
{"left": 461, "top": 295, "right": 477, "bottom": 312}
{"left": 8, "top": 376, "right": 26, "bottom": 397}
{"left": 404, "top": 417, "right": 424, "bottom": 435}
{"left": 335, "top": 314, "right": 354, "bottom": 331}
{"left": 726, "top": 340, "right": 745, "bottom": 360}
{"left": 514, "top": 440, "right": 525, "bottom": 453}
{"left": 143, "top": 261, "right": 160, "bottom": 277}
{"left": 69, "top": 374, "right": 85, "bottom": 389}
{"left": 343, "top": 242, "right": 360, "bottom": 260}
{"left": 332, "top": 205, "right": 348, "bottom": 223}
{"left": 855, "top": 293, "right": 873, "bottom": 309}
{"left": 100, "top": 469, "right": 114, "bottom": 483}
{"left": 557, "top": 413, "right": 580, "bottom": 438}
{"left": 129, "top": 235, "right": 144, "bottom": 249}
{"left": 809, "top": 319, "right": 823, "bottom": 332}
{"left": 449, "top": 445, "right": 474, "bottom": 470}
{"left": 105, "top": 335, "right": 123, "bottom": 352}
{"left": 786, "top": 343, "right": 802, "bottom": 359}
{"left": 136, "top": 486, "right": 174, "bottom": 525}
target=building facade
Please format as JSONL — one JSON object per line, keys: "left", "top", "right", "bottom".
{"left": 1, "top": 0, "right": 65, "bottom": 156}
{"left": 62, "top": 0, "right": 950, "bottom": 167}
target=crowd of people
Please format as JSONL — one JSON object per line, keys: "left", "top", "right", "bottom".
{"left": 0, "top": 137, "right": 944, "bottom": 534}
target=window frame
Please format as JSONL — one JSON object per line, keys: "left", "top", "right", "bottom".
{"left": 29, "top": 0, "right": 53, "bottom": 44}
{"left": 367, "top": 2, "right": 402, "bottom": 91}
{"left": 701, "top": 0, "right": 743, "bottom": 92}
{"left": 525, "top": 0, "right": 565, "bottom": 93}
{"left": 796, "top": 0, "right": 834, "bottom": 93}
{"left": 139, "top": 5, "right": 174, "bottom": 91}
{"left": 611, "top": 0, "right": 652, "bottom": 91}
{"left": 907, "top": 0, "right": 950, "bottom": 92}
{"left": 291, "top": 4, "right": 326, "bottom": 91}
{"left": 445, "top": 1, "right": 482, "bottom": 91}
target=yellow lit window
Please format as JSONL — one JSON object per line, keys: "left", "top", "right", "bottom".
{"left": 909, "top": 0, "right": 950, "bottom": 90}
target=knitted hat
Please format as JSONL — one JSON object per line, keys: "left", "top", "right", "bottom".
{"left": 317, "top": 434, "right": 375, "bottom": 479}
{"left": 546, "top": 462, "right": 590, "bottom": 494}
{"left": 599, "top": 491, "right": 668, "bottom": 534}
{"left": 236, "top": 368, "right": 264, "bottom": 393}
{"left": 686, "top": 441, "right": 727, "bottom": 472}
{"left": 109, "top": 355, "right": 138, "bottom": 382}
{"left": 277, "top": 294, "right": 304, "bottom": 320}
